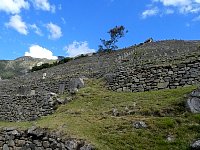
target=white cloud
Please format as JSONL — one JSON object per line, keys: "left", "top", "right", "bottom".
{"left": 64, "top": 41, "right": 96, "bottom": 57}
{"left": 142, "top": 7, "right": 159, "bottom": 19}
{"left": 33, "top": 0, "right": 55, "bottom": 12}
{"left": 6, "top": 15, "right": 28, "bottom": 35}
{"left": 153, "top": 0, "right": 191, "bottom": 7}
{"left": 25, "top": 45, "right": 57, "bottom": 60}
{"left": 0, "top": 0, "right": 29, "bottom": 14}
{"left": 46, "top": 22, "right": 62, "bottom": 40}
{"left": 153, "top": 0, "right": 200, "bottom": 14}
{"left": 29, "top": 24, "right": 42, "bottom": 36}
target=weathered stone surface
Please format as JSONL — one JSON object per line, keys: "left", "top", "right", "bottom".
{"left": 43, "top": 141, "right": 50, "bottom": 148}
{"left": 112, "top": 108, "right": 119, "bottom": 116}
{"left": 69, "top": 78, "right": 84, "bottom": 93}
{"left": 106, "top": 58, "right": 200, "bottom": 93}
{"left": 166, "top": 135, "right": 174, "bottom": 142}
{"left": 28, "top": 126, "right": 44, "bottom": 137}
{"left": 80, "top": 144, "right": 95, "bottom": 150}
{"left": 187, "top": 97, "right": 200, "bottom": 113}
{"left": 133, "top": 121, "right": 147, "bottom": 129}
{"left": 168, "top": 71, "right": 173, "bottom": 75}
{"left": 30, "top": 90, "right": 36, "bottom": 96}
{"left": 3, "top": 144, "right": 9, "bottom": 150}
{"left": 58, "top": 83, "right": 65, "bottom": 94}
{"left": 157, "top": 82, "right": 169, "bottom": 89}
{"left": 104, "top": 73, "right": 116, "bottom": 83}
{"left": 191, "top": 90, "right": 200, "bottom": 98}
{"left": 0, "top": 128, "right": 94, "bottom": 150}
{"left": 191, "top": 140, "right": 200, "bottom": 150}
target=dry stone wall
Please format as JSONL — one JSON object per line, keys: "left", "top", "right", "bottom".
{"left": 0, "top": 127, "right": 94, "bottom": 150}
{"left": 106, "top": 60, "right": 200, "bottom": 92}
{"left": 0, "top": 77, "right": 72, "bottom": 121}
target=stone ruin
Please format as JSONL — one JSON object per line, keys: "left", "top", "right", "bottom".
{"left": 0, "top": 40, "right": 200, "bottom": 122}
{"left": 105, "top": 60, "right": 200, "bottom": 92}
{"left": 0, "top": 75, "right": 85, "bottom": 122}
{"left": 0, "top": 40, "right": 200, "bottom": 149}
{"left": 144, "top": 38, "right": 153, "bottom": 44}
{"left": 0, "top": 127, "right": 94, "bottom": 150}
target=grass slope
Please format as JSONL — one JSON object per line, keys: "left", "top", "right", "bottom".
{"left": 0, "top": 79, "right": 200, "bottom": 150}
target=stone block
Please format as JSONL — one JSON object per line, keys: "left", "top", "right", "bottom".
{"left": 157, "top": 82, "right": 169, "bottom": 89}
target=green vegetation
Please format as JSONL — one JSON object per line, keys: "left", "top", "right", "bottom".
{"left": 98, "top": 25, "right": 128, "bottom": 53}
{"left": 31, "top": 54, "right": 90, "bottom": 72}
{"left": 31, "top": 57, "right": 73, "bottom": 72}
{"left": 0, "top": 79, "right": 199, "bottom": 149}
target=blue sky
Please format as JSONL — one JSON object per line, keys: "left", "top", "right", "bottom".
{"left": 0, "top": 0, "right": 200, "bottom": 60}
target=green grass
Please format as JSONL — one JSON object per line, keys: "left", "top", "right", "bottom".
{"left": 0, "top": 79, "right": 199, "bottom": 150}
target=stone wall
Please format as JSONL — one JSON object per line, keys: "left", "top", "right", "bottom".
{"left": 0, "top": 94, "right": 56, "bottom": 121}
{"left": 0, "top": 40, "right": 200, "bottom": 121}
{"left": 0, "top": 127, "right": 94, "bottom": 150}
{"left": 0, "top": 78, "right": 72, "bottom": 121}
{"left": 106, "top": 60, "right": 200, "bottom": 92}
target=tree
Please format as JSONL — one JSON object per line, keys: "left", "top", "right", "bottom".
{"left": 98, "top": 25, "right": 128, "bottom": 52}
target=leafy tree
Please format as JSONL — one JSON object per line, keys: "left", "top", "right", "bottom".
{"left": 98, "top": 25, "right": 128, "bottom": 52}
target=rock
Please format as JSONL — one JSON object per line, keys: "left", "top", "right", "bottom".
{"left": 112, "top": 108, "right": 119, "bottom": 116}
{"left": 168, "top": 71, "right": 174, "bottom": 75}
{"left": 4, "top": 127, "right": 16, "bottom": 131}
{"left": 16, "top": 140, "right": 26, "bottom": 147}
{"left": 186, "top": 97, "right": 200, "bottom": 113}
{"left": 144, "top": 38, "right": 153, "bottom": 43}
{"left": 104, "top": 73, "right": 116, "bottom": 83}
{"left": 21, "top": 143, "right": 36, "bottom": 150}
{"left": 65, "top": 140, "right": 79, "bottom": 150}
{"left": 8, "top": 139, "right": 15, "bottom": 147}
{"left": 80, "top": 144, "right": 95, "bottom": 150}
{"left": 191, "top": 89, "right": 200, "bottom": 98}
{"left": 69, "top": 88, "right": 79, "bottom": 94}
{"left": 56, "top": 98, "right": 67, "bottom": 104}
{"left": 125, "top": 106, "right": 129, "bottom": 112}
{"left": 42, "top": 73, "right": 47, "bottom": 79}
{"left": 58, "top": 83, "right": 66, "bottom": 94}
{"left": 27, "top": 126, "right": 44, "bottom": 137}
{"left": 157, "top": 82, "right": 169, "bottom": 89}
{"left": 33, "top": 140, "right": 42, "bottom": 147}
{"left": 49, "top": 92, "right": 57, "bottom": 97}
{"left": 133, "top": 78, "right": 140, "bottom": 83}
{"left": 43, "top": 141, "right": 50, "bottom": 148}
{"left": 133, "top": 121, "right": 147, "bottom": 129}
{"left": 69, "top": 78, "right": 84, "bottom": 94}
{"left": 166, "top": 135, "right": 174, "bottom": 142}
{"left": 3, "top": 144, "right": 9, "bottom": 150}
{"left": 116, "top": 88, "right": 123, "bottom": 92}
{"left": 30, "top": 90, "right": 36, "bottom": 96}
{"left": 8, "top": 130, "right": 20, "bottom": 136}
{"left": 191, "top": 140, "right": 200, "bottom": 150}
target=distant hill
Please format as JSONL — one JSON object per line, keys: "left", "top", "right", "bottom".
{"left": 0, "top": 56, "right": 55, "bottom": 79}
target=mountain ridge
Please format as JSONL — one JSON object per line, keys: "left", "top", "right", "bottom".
{"left": 0, "top": 56, "right": 55, "bottom": 79}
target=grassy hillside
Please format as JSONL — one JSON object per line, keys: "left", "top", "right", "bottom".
{"left": 0, "top": 79, "right": 199, "bottom": 150}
